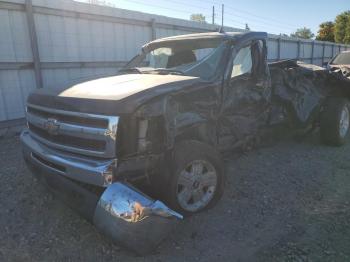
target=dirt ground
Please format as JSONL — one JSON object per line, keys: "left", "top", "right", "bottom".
{"left": 0, "top": 133, "right": 350, "bottom": 262}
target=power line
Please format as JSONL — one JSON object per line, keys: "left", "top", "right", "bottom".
{"left": 118, "top": 0, "right": 210, "bottom": 17}
{"left": 160, "top": 0, "right": 212, "bottom": 12}
{"left": 226, "top": 18, "right": 282, "bottom": 33}
{"left": 81, "top": 0, "right": 296, "bottom": 34}
{"left": 224, "top": 5, "right": 299, "bottom": 28}
{"left": 84, "top": 0, "right": 301, "bottom": 31}
{"left": 183, "top": 0, "right": 303, "bottom": 33}
{"left": 162, "top": 0, "right": 297, "bottom": 33}
{"left": 223, "top": 11, "right": 295, "bottom": 31}
{"left": 223, "top": 9, "right": 296, "bottom": 30}
{"left": 224, "top": 17, "right": 293, "bottom": 34}
{"left": 191, "top": 0, "right": 299, "bottom": 28}
{"left": 118, "top": 0, "right": 216, "bottom": 21}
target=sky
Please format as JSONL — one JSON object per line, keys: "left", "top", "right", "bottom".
{"left": 78, "top": 0, "right": 349, "bottom": 36}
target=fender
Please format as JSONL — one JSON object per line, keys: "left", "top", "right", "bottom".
{"left": 172, "top": 112, "right": 217, "bottom": 147}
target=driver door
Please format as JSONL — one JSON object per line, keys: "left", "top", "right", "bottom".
{"left": 218, "top": 40, "right": 270, "bottom": 151}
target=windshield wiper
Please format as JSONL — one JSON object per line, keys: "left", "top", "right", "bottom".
{"left": 145, "top": 68, "right": 185, "bottom": 75}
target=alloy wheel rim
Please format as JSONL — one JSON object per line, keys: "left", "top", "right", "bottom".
{"left": 176, "top": 160, "right": 217, "bottom": 212}
{"left": 339, "top": 106, "right": 350, "bottom": 138}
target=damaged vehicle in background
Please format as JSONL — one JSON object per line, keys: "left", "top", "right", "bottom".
{"left": 21, "top": 31, "right": 350, "bottom": 254}
{"left": 325, "top": 50, "right": 350, "bottom": 79}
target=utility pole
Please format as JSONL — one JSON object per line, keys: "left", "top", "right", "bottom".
{"left": 212, "top": 6, "right": 215, "bottom": 25}
{"left": 221, "top": 4, "right": 224, "bottom": 27}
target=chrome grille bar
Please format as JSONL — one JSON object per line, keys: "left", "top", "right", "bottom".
{"left": 27, "top": 112, "right": 107, "bottom": 139}
{"left": 26, "top": 103, "right": 119, "bottom": 158}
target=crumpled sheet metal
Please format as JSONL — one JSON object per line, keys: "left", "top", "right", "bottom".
{"left": 93, "top": 182, "right": 182, "bottom": 255}
{"left": 270, "top": 61, "right": 331, "bottom": 127}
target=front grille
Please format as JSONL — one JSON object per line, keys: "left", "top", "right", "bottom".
{"left": 28, "top": 123, "right": 106, "bottom": 151}
{"left": 27, "top": 106, "right": 108, "bottom": 129}
{"left": 26, "top": 104, "right": 119, "bottom": 158}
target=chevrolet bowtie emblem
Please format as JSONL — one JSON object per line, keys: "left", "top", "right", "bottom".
{"left": 44, "top": 118, "right": 60, "bottom": 135}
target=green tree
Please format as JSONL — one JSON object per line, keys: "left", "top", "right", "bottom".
{"left": 334, "top": 11, "right": 350, "bottom": 43}
{"left": 190, "top": 13, "right": 206, "bottom": 23}
{"left": 344, "top": 17, "right": 350, "bottom": 44}
{"left": 316, "top": 22, "right": 335, "bottom": 42}
{"left": 290, "top": 27, "right": 315, "bottom": 39}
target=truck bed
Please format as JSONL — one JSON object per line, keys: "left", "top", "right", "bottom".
{"left": 268, "top": 60, "right": 350, "bottom": 127}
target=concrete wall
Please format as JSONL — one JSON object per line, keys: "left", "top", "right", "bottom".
{"left": 0, "top": 0, "right": 349, "bottom": 125}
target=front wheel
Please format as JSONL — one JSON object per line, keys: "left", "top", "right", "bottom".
{"left": 165, "top": 140, "right": 225, "bottom": 215}
{"left": 320, "top": 97, "right": 350, "bottom": 146}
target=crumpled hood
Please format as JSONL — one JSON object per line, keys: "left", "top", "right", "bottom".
{"left": 27, "top": 74, "right": 201, "bottom": 115}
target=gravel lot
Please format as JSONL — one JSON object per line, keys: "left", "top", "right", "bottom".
{"left": 1, "top": 133, "right": 350, "bottom": 261}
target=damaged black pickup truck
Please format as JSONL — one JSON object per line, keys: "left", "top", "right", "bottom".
{"left": 21, "top": 31, "right": 350, "bottom": 254}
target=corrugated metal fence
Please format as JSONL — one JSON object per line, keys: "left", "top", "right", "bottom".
{"left": 0, "top": 0, "right": 349, "bottom": 127}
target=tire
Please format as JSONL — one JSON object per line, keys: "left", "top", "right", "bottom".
{"left": 320, "top": 97, "right": 350, "bottom": 146}
{"left": 165, "top": 140, "right": 225, "bottom": 215}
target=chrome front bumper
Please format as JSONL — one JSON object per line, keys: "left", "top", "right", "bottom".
{"left": 94, "top": 183, "right": 182, "bottom": 254}
{"left": 21, "top": 130, "right": 115, "bottom": 187}
{"left": 21, "top": 130, "right": 182, "bottom": 254}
